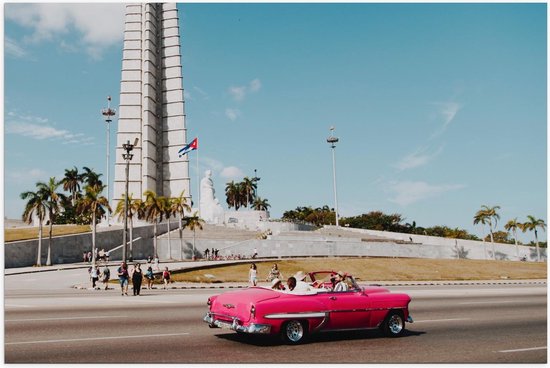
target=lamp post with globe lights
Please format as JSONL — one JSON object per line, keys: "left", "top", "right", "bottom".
{"left": 326, "top": 127, "right": 340, "bottom": 227}
{"left": 101, "top": 96, "right": 116, "bottom": 226}
{"left": 122, "top": 138, "right": 138, "bottom": 262}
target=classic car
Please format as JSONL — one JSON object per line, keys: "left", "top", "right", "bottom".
{"left": 203, "top": 270, "right": 413, "bottom": 344}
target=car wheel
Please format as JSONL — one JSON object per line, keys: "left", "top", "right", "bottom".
{"left": 381, "top": 310, "right": 405, "bottom": 337}
{"left": 281, "top": 320, "right": 307, "bottom": 344}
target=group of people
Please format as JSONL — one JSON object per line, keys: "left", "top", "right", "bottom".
{"left": 270, "top": 270, "right": 349, "bottom": 293}
{"left": 83, "top": 248, "right": 110, "bottom": 263}
{"left": 249, "top": 263, "right": 349, "bottom": 293}
{"left": 203, "top": 248, "right": 220, "bottom": 260}
{"left": 116, "top": 262, "right": 172, "bottom": 295}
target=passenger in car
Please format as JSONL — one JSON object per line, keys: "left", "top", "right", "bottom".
{"left": 271, "top": 278, "right": 286, "bottom": 291}
{"left": 333, "top": 271, "right": 349, "bottom": 292}
{"left": 286, "top": 276, "right": 296, "bottom": 291}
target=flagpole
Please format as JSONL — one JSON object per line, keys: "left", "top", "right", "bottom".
{"left": 196, "top": 137, "right": 200, "bottom": 217}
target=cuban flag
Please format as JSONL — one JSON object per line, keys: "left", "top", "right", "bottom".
{"left": 178, "top": 137, "right": 198, "bottom": 157}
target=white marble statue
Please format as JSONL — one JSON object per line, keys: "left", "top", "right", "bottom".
{"left": 199, "top": 170, "right": 224, "bottom": 224}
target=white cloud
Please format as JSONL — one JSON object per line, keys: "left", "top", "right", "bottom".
{"left": 5, "top": 111, "right": 93, "bottom": 144}
{"left": 220, "top": 166, "right": 244, "bottom": 180}
{"left": 395, "top": 146, "right": 443, "bottom": 171}
{"left": 199, "top": 156, "right": 224, "bottom": 172}
{"left": 228, "top": 78, "right": 262, "bottom": 102}
{"left": 430, "top": 102, "right": 461, "bottom": 139}
{"left": 5, "top": 3, "right": 125, "bottom": 59}
{"left": 7, "top": 168, "right": 47, "bottom": 181}
{"left": 387, "top": 180, "right": 465, "bottom": 206}
{"left": 225, "top": 108, "right": 241, "bottom": 121}
{"left": 5, "top": 37, "right": 27, "bottom": 58}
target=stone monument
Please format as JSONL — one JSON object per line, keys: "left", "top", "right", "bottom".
{"left": 113, "top": 3, "right": 190, "bottom": 209}
{"left": 199, "top": 170, "right": 224, "bottom": 224}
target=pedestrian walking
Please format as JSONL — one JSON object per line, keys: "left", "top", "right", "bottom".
{"left": 154, "top": 255, "right": 160, "bottom": 271}
{"left": 87, "top": 251, "right": 92, "bottom": 263}
{"left": 162, "top": 267, "right": 171, "bottom": 289}
{"left": 90, "top": 266, "right": 99, "bottom": 289}
{"left": 249, "top": 263, "right": 258, "bottom": 286}
{"left": 101, "top": 265, "right": 110, "bottom": 290}
{"left": 117, "top": 262, "right": 129, "bottom": 296}
{"left": 145, "top": 266, "right": 154, "bottom": 289}
{"left": 132, "top": 263, "right": 143, "bottom": 296}
{"left": 83, "top": 251, "right": 87, "bottom": 263}
{"left": 252, "top": 247, "right": 258, "bottom": 259}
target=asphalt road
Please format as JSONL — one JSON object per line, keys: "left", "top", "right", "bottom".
{"left": 4, "top": 282, "right": 546, "bottom": 363}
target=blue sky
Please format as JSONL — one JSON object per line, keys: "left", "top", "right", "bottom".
{"left": 4, "top": 3, "right": 547, "bottom": 242}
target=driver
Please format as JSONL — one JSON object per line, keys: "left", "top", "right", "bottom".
{"left": 332, "top": 271, "right": 349, "bottom": 292}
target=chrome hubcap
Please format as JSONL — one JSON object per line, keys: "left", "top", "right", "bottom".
{"left": 286, "top": 321, "right": 304, "bottom": 342}
{"left": 388, "top": 314, "right": 403, "bottom": 334}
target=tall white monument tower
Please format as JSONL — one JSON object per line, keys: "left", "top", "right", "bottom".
{"left": 113, "top": 3, "right": 190, "bottom": 207}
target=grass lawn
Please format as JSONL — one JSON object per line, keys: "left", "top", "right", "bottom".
{"left": 5, "top": 225, "right": 91, "bottom": 242}
{"left": 169, "top": 257, "right": 547, "bottom": 283}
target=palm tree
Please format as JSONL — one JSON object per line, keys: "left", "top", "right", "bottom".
{"left": 252, "top": 197, "right": 271, "bottom": 211}
{"left": 77, "top": 184, "right": 111, "bottom": 266}
{"left": 81, "top": 166, "right": 103, "bottom": 188}
{"left": 522, "top": 215, "right": 547, "bottom": 262}
{"left": 241, "top": 177, "right": 257, "bottom": 208}
{"left": 504, "top": 218, "right": 522, "bottom": 260}
{"left": 162, "top": 196, "right": 174, "bottom": 259}
{"left": 61, "top": 166, "right": 82, "bottom": 206}
{"left": 483, "top": 205, "right": 501, "bottom": 260}
{"left": 36, "top": 177, "right": 65, "bottom": 266}
{"left": 473, "top": 210, "right": 489, "bottom": 260}
{"left": 225, "top": 181, "right": 239, "bottom": 210}
{"left": 143, "top": 190, "right": 164, "bottom": 258}
{"left": 171, "top": 191, "right": 191, "bottom": 260}
{"left": 114, "top": 194, "right": 143, "bottom": 261}
{"left": 20, "top": 189, "right": 48, "bottom": 266}
{"left": 185, "top": 213, "right": 204, "bottom": 260}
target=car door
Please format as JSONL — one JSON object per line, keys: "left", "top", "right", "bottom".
{"left": 325, "top": 290, "right": 371, "bottom": 330}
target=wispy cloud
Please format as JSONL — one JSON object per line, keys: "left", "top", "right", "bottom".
{"left": 7, "top": 168, "right": 47, "bottom": 181}
{"left": 430, "top": 101, "right": 461, "bottom": 139}
{"left": 225, "top": 108, "right": 241, "bottom": 121}
{"left": 387, "top": 180, "right": 465, "bottom": 206}
{"left": 6, "top": 111, "right": 94, "bottom": 145}
{"left": 228, "top": 78, "right": 262, "bottom": 102}
{"left": 394, "top": 146, "right": 443, "bottom": 171}
{"left": 5, "top": 37, "right": 27, "bottom": 58}
{"left": 5, "top": 3, "right": 125, "bottom": 59}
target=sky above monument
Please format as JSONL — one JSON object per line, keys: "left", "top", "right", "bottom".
{"left": 4, "top": 2, "right": 547, "bottom": 241}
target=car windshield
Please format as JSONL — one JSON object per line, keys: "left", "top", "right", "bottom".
{"left": 309, "top": 271, "right": 360, "bottom": 291}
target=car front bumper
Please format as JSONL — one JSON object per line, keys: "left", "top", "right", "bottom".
{"left": 203, "top": 312, "right": 272, "bottom": 334}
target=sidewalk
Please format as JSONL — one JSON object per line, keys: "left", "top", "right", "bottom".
{"left": 6, "top": 260, "right": 547, "bottom": 290}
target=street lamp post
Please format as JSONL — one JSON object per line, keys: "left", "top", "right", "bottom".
{"left": 122, "top": 138, "right": 138, "bottom": 263}
{"left": 327, "top": 127, "right": 340, "bottom": 227}
{"left": 101, "top": 96, "right": 116, "bottom": 227}
{"left": 253, "top": 168, "right": 260, "bottom": 198}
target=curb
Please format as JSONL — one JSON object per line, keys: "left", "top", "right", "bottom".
{"left": 72, "top": 279, "right": 547, "bottom": 290}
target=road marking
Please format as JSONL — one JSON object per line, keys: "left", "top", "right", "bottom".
{"left": 498, "top": 347, "right": 547, "bottom": 353}
{"left": 6, "top": 315, "right": 127, "bottom": 322}
{"left": 6, "top": 332, "right": 191, "bottom": 346}
{"left": 460, "top": 301, "right": 517, "bottom": 305}
{"left": 5, "top": 304, "right": 33, "bottom": 308}
{"left": 414, "top": 318, "right": 472, "bottom": 323}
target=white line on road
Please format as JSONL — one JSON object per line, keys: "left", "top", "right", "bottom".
{"left": 6, "top": 315, "right": 127, "bottom": 322}
{"left": 6, "top": 332, "right": 191, "bottom": 346}
{"left": 414, "top": 318, "right": 472, "bottom": 323}
{"left": 460, "top": 301, "right": 517, "bottom": 305}
{"left": 498, "top": 347, "right": 547, "bottom": 353}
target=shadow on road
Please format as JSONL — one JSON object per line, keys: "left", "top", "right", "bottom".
{"left": 215, "top": 328, "right": 426, "bottom": 346}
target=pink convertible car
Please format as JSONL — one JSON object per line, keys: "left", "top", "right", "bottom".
{"left": 203, "top": 271, "right": 413, "bottom": 344}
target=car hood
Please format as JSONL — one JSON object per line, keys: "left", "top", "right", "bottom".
{"left": 361, "top": 285, "right": 391, "bottom": 294}
{"left": 210, "top": 287, "right": 281, "bottom": 322}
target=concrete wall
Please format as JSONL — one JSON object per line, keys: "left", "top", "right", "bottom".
{"left": 6, "top": 223, "right": 545, "bottom": 268}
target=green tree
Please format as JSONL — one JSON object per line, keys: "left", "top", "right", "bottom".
{"left": 171, "top": 191, "right": 191, "bottom": 260}
{"left": 522, "top": 215, "right": 547, "bottom": 262}
{"left": 20, "top": 188, "right": 48, "bottom": 266}
{"left": 143, "top": 190, "right": 165, "bottom": 258}
{"left": 504, "top": 218, "right": 523, "bottom": 260}
{"left": 241, "top": 177, "right": 257, "bottom": 208}
{"left": 252, "top": 197, "right": 271, "bottom": 211}
{"left": 114, "top": 194, "right": 143, "bottom": 261}
{"left": 61, "top": 166, "right": 82, "bottom": 206}
{"left": 185, "top": 213, "right": 204, "bottom": 260}
{"left": 162, "top": 196, "right": 174, "bottom": 259}
{"left": 77, "top": 184, "right": 111, "bottom": 266}
{"left": 36, "top": 177, "right": 65, "bottom": 266}
{"left": 473, "top": 209, "right": 490, "bottom": 260}
{"left": 81, "top": 166, "right": 103, "bottom": 188}
{"left": 225, "top": 181, "right": 240, "bottom": 210}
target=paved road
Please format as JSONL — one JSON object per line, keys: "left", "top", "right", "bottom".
{"left": 4, "top": 283, "right": 546, "bottom": 363}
